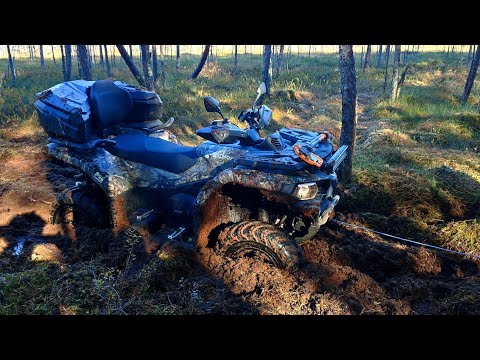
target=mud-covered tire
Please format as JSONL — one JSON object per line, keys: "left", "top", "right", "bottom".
{"left": 216, "top": 221, "right": 304, "bottom": 270}
{"left": 52, "top": 188, "right": 110, "bottom": 230}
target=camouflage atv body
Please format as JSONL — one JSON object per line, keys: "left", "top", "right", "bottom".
{"left": 36, "top": 80, "right": 347, "bottom": 269}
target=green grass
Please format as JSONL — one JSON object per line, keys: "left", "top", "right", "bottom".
{"left": 1, "top": 50, "right": 480, "bottom": 314}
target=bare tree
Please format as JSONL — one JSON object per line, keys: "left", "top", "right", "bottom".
{"left": 111, "top": 45, "right": 116, "bottom": 67}
{"left": 190, "top": 45, "right": 211, "bottom": 79}
{"left": 176, "top": 45, "right": 181, "bottom": 70}
{"left": 77, "top": 45, "right": 92, "bottom": 80}
{"left": 276, "top": 45, "right": 285, "bottom": 77}
{"left": 396, "top": 65, "right": 410, "bottom": 98}
{"left": 129, "top": 45, "right": 133, "bottom": 59}
{"left": 116, "top": 45, "right": 145, "bottom": 87}
{"left": 64, "top": 45, "right": 72, "bottom": 81}
{"left": 159, "top": 45, "right": 167, "bottom": 90}
{"left": 60, "top": 45, "right": 66, "bottom": 77}
{"left": 338, "top": 45, "right": 357, "bottom": 182}
{"left": 461, "top": 45, "right": 480, "bottom": 105}
{"left": 140, "top": 45, "right": 154, "bottom": 90}
{"left": 390, "top": 45, "right": 401, "bottom": 101}
{"left": 39, "top": 45, "right": 45, "bottom": 68}
{"left": 51, "top": 45, "right": 56, "bottom": 64}
{"left": 376, "top": 45, "right": 382, "bottom": 68}
{"left": 363, "top": 45, "right": 371, "bottom": 72}
{"left": 234, "top": 45, "right": 238, "bottom": 68}
{"left": 360, "top": 46, "right": 364, "bottom": 69}
{"left": 99, "top": 45, "right": 104, "bottom": 70}
{"left": 90, "top": 45, "right": 95, "bottom": 64}
{"left": 104, "top": 45, "right": 112, "bottom": 77}
{"left": 262, "top": 45, "right": 272, "bottom": 95}
{"left": 383, "top": 45, "right": 391, "bottom": 94}
{"left": 152, "top": 45, "right": 158, "bottom": 83}
{"left": 6, "top": 45, "right": 16, "bottom": 86}
{"left": 467, "top": 45, "right": 473, "bottom": 69}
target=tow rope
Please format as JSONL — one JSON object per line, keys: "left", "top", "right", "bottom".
{"left": 331, "top": 218, "right": 480, "bottom": 261}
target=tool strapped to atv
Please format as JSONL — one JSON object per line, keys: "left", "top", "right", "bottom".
{"left": 35, "top": 80, "right": 348, "bottom": 270}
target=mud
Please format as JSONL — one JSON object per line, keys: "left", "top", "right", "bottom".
{"left": 1, "top": 136, "right": 480, "bottom": 315}
{"left": 199, "top": 222, "right": 480, "bottom": 314}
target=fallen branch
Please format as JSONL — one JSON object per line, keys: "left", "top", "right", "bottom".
{"left": 29, "top": 192, "right": 53, "bottom": 205}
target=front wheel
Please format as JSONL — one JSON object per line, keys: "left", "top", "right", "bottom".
{"left": 216, "top": 221, "right": 303, "bottom": 270}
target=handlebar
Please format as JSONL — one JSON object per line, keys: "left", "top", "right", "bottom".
{"left": 238, "top": 108, "right": 260, "bottom": 128}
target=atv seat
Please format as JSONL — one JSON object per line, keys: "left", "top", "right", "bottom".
{"left": 106, "top": 134, "right": 199, "bottom": 174}
{"left": 90, "top": 80, "right": 133, "bottom": 129}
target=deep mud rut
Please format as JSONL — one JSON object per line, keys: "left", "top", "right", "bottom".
{"left": 1, "top": 142, "right": 479, "bottom": 315}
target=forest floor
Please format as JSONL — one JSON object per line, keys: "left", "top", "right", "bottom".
{"left": 0, "top": 53, "right": 480, "bottom": 314}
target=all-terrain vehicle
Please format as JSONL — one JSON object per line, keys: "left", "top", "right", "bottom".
{"left": 34, "top": 79, "right": 347, "bottom": 269}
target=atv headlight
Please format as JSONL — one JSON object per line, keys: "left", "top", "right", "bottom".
{"left": 293, "top": 182, "right": 318, "bottom": 200}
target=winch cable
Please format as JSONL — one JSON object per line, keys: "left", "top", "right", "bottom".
{"left": 330, "top": 218, "right": 480, "bottom": 261}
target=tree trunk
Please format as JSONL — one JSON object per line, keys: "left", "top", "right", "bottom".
{"left": 39, "top": 45, "right": 45, "bottom": 68}
{"left": 234, "top": 45, "right": 238, "bottom": 68}
{"left": 276, "top": 45, "right": 285, "bottom": 78}
{"left": 77, "top": 45, "right": 92, "bottom": 80}
{"left": 190, "top": 45, "right": 211, "bottom": 79}
{"left": 376, "top": 45, "right": 383, "bottom": 68}
{"left": 60, "top": 45, "right": 66, "bottom": 78}
{"left": 6, "top": 45, "right": 16, "bottom": 86}
{"left": 467, "top": 45, "right": 473, "bottom": 69}
{"left": 51, "top": 45, "right": 56, "bottom": 64}
{"left": 396, "top": 65, "right": 410, "bottom": 98}
{"left": 77, "top": 47, "right": 82, "bottom": 78}
{"left": 390, "top": 45, "right": 401, "bottom": 101}
{"left": 99, "top": 45, "right": 104, "bottom": 70}
{"left": 29, "top": 45, "right": 33, "bottom": 62}
{"left": 140, "top": 45, "right": 154, "bottom": 90}
{"left": 176, "top": 45, "right": 180, "bottom": 70}
{"left": 338, "top": 45, "right": 357, "bottom": 183}
{"left": 308, "top": 45, "right": 311, "bottom": 57}
{"left": 111, "top": 46, "right": 116, "bottom": 67}
{"left": 461, "top": 45, "right": 480, "bottom": 105}
{"left": 404, "top": 45, "right": 409, "bottom": 64}
{"left": 64, "top": 45, "right": 72, "bottom": 81}
{"left": 363, "top": 45, "right": 371, "bottom": 72}
{"left": 104, "top": 45, "right": 112, "bottom": 77}
{"left": 129, "top": 45, "right": 133, "bottom": 59}
{"left": 360, "top": 46, "right": 364, "bottom": 69}
{"left": 116, "top": 45, "right": 145, "bottom": 87}
{"left": 209, "top": 46, "right": 213, "bottom": 63}
{"left": 159, "top": 45, "right": 167, "bottom": 90}
{"left": 262, "top": 45, "right": 272, "bottom": 95}
{"left": 91, "top": 45, "right": 95, "bottom": 65}
{"left": 383, "top": 45, "right": 391, "bottom": 94}
{"left": 152, "top": 45, "right": 158, "bottom": 82}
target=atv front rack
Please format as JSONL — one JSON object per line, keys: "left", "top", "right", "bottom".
{"left": 234, "top": 144, "right": 349, "bottom": 175}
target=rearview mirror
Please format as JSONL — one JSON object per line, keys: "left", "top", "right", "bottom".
{"left": 257, "top": 82, "right": 267, "bottom": 96}
{"left": 204, "top": 96, "right": 221, "bottom": 113}
{"left": 253, "top": 82, "right": 267, "bottom": 107}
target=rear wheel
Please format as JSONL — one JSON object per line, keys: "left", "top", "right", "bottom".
{"left": 215, "top": 221, "right": 303, "bottom": 270}
{"left": 51, "top": 185, "right": 110, "bottom": 237}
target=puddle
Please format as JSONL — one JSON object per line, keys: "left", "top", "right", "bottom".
{"left": 12, "top": 236, "right": 44, "bottom": 256}
{"left": 13, "top": 236, "right": 27, "bottom": 256}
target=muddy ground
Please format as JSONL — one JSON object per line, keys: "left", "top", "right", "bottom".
{"left": 1, "top": 136, "right": 479, "bottom": 315}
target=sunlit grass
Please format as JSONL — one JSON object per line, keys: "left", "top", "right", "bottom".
{"left": 1, "top": 50, "right": 480, "bottom": 257}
